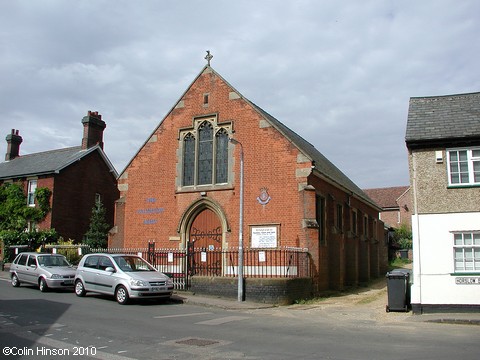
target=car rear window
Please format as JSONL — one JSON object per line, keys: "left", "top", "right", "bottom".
{"left": 17, "top": 254, "right": 28, "bottom": 266}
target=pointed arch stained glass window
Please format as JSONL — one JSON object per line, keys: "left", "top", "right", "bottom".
{"left": 198, "top": 122, "right": 213, "bottom": 185}
{"left": 180, "top": 118, "right": 231, "bottom": 188}
{"left": 215, "top": 129, "right": 229, "bottom": 183}
{"left": 183, "top": 133, "right": 195, "bottom": 186}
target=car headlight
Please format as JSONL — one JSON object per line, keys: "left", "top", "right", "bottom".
{"left": 166, "top": 278, "right": 173, "bottom": 286}
{"left": 129, "top": 279, "right": 149, "bottom": 287}
{"left": 51, "top": 274, "right": 62, "bottom": 279}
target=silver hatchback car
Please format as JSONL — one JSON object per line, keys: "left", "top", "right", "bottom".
{"left": 10, "top": 252, "right": 76, "bottom": 292}
{"left": 74, "top": 253, "right": 174, "bottom": 304}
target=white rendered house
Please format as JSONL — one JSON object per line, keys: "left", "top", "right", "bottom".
{"left": 406, "top": 92, "right": 480, "bottom": 313}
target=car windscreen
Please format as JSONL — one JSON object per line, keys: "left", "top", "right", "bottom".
{"left": 38, "top": 255, "right": 70, "bottom": 267}
{"left": 113, "top": 256, "right": 156, "bottom": 272}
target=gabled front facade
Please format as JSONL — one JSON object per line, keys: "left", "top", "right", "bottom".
{"left": 406, "top": 92, "right": 480, "bottom": 313}
{"left": 0, "top": 112, "right": 119, "bottom": 243}
{"left": 111, "top": 65, "right": 386, "bottom": 296}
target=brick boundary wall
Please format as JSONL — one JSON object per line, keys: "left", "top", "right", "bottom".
{"left": 189, "top": 277, "right": 313, "bottom": 305}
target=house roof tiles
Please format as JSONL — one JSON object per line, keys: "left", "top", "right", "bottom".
{"left": 363, "top": 186, "right": 410, "bottom": 209}
{"left": 405, "top": 92, "right": 480, "bottom": 147}
{"left": 0, "top": 145, "right": 117, "bottom": 180}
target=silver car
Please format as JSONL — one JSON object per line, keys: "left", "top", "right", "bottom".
{"left": 74, "top": 253, "right": 174, "bottom": 304}
{"left": 10, "top": 252, "right": 76, "bottom": 292}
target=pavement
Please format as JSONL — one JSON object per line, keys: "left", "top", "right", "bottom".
{"left": 2, "top": 264, "right": 479, "bottom": 326}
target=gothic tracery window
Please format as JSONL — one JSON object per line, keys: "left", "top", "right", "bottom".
{"left": 181, "top": 118, "right": 231, "bottom": 188}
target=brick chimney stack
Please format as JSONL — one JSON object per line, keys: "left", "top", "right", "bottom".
{"left": 81, "top": 111, "right": 106, "bottom": 150}
{"left": 5, "top": 129, "right": 23, "bottom": 161}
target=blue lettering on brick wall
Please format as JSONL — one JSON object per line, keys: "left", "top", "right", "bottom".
{"left": 143, "top": 219, "right": 158, "bottom": 225}
{"left": 138, "top": 198, "right": 164, "bottom": 225}
{"left": 137, "top": 208, "right": 165, "bottom": 214}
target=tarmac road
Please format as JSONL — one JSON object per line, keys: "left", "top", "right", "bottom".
{"left": 1, "top": 267, "right": 479, "bottom": 360}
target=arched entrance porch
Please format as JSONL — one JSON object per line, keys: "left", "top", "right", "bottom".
{"left": 177, "top": 198, "right": 230, "bottom": 277}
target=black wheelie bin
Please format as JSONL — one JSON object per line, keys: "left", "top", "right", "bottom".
{"left": 386, "top": 269, "right": 411, "bottom": 312}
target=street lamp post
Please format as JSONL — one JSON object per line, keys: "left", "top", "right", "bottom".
{"left": 229, "top": 138, "right": 244, "bottom": 302}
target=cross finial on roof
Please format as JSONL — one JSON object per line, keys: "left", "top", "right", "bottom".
{"left": 205, "top": 50, "right": 213, "bottom": 66}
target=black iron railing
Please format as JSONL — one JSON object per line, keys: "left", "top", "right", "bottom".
{"left": 27, "top": 244, "right": 311, "bottom": 290}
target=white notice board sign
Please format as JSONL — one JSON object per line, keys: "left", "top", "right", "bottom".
{"left": 251, "top": 226, "right": 277, "bottom": 248}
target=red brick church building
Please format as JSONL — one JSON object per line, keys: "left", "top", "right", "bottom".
{"left": 110, "top": 63, "right": 387, "bottom": 295}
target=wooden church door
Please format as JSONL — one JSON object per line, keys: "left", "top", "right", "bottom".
{"left": 187, "top": 208, "right": 222, "bottom": 276}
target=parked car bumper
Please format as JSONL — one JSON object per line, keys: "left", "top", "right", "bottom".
{"left": 129, "top": 286, "right": 174, "bottom": 298}
{"left": 45, "top": 278, "right": 75, "bottom": 288}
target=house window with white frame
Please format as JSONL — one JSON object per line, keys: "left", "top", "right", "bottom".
{"left": 27, "top": 180, "right": 37, "bottom": 207}
{"left": 453, "top": 232, "right": 480, "bottom": 272}
{"left": 447, "top": 148, "right": 480, "bottom": 186}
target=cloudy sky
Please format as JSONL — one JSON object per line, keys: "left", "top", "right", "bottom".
{"left": 1, "top": 0, "right": 478, "bottom": 189}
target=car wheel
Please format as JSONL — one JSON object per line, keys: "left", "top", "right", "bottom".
{"left": 39, "top": 278, "right": 48, "bottom": 292}
{"left": 11, "top": 274, "right": 20, "bottom": 287}
{"left": 115, "top": 285, "right": 129, "bottom": 305}
{"left": 75, "top": 280, "right": 86, "bottom": 297}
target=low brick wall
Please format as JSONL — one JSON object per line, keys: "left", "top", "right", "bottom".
{"left": 189, "top": 277, "right": 313, "bottom": 305}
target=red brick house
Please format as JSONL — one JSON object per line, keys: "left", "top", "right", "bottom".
{"left": 0, "top": 111, "right": 119, "bottom": 243}
{"left": 110, "top": 65, "right": 386, "bottom": 297}
{"left": 363, "top": 186, "right": 412, "bottom": 229}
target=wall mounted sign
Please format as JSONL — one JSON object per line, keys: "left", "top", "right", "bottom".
{"left": 455, "top": 277, "right": 480, "bottom": 285}
{"left": 256, "top": 187, "right": 271, "bottom": 205}
{"left": 251, "top": 226, "right": 277, "bottom": 248}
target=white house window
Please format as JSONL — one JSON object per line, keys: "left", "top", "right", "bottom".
{"left": 27, "top": 180, "right": 37, "bottom": 207}
{"left": 447, "top": 148, "right": 480, "bottom": 186}
{"left": 180, "top": 118, "right": 231, "bottom": 188}
{"left": 454, "top": 232, "right": 480, "bottom": 272}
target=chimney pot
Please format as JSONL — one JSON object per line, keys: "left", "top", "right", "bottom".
{"left": 82, "top": 111, "right": 106, "bottom": 150}
{"left": 5, "top": 129, "right": 23, "bottom": 161}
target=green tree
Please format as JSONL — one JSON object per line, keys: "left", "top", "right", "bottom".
{"left": 392, "top": 223, "right": 413, "bottom": 249}
{"left": 84, "top": 199, "right": 110, "bottom": 249}
{"left": 0, "top": 183, "right": 57, "bottom": 261}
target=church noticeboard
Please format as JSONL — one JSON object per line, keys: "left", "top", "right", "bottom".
{"left": 251, "top": 226, "right": 278, "bottom": 248}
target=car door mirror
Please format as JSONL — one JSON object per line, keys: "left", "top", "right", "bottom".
{"left": 105, "top": 267, "right": 115, "bottom": 273}
{"left": 29, "top": 264, "right": 37, "bottom": 269}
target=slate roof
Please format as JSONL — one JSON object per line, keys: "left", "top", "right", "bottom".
{"left": 0, "top": 145, "right": 117, "bottom": 180}
{"left": 363, "top": 186, "right": 409, "bottom": 209}
{"left": 405, "top": 92, "right": 480, "bottom": 148}
{"left": 251, "top": 104, "right": 379, "bottom": 209}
